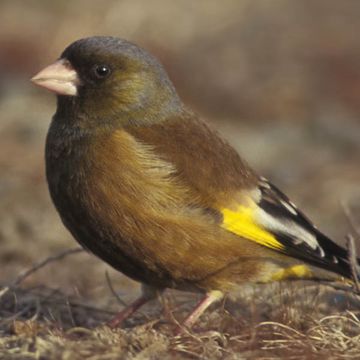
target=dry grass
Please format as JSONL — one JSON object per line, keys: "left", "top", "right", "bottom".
{"left": 1, "top": 251, "right": 360, "bottom": 359}
{"left": 1, "top": 288, "right": 360, "bottom": 359}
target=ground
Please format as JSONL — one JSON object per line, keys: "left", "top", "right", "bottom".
{"left": 1, "top": 1, "right": 360, "bottom": 358}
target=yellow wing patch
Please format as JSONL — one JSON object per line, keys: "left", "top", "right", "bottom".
{"left": 221, "top": 205, "right": 284, "bottom": 251}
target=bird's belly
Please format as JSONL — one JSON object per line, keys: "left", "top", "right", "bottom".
{"left": 45, "top": 129, "right": 279, "bottom": 293}
{"left": 56, "top": 200, "right": 178, "bottom": 289}
{"left": 46, "top": 173, "right": 174, "bottom": 288}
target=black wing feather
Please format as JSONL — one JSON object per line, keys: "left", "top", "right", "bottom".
{"left": 258, "top": 178, "right": 353, "bottom": 278}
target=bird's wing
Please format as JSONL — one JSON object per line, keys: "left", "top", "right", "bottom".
{"left": 219, "top": 177, "right": 350, "bottom": 277}
{"left": 126, "top": 117, "right": 352, "bottom": 278}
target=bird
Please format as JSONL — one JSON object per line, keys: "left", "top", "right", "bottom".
{"left": 31, "top": 36, "right": 358, "bottom": 329}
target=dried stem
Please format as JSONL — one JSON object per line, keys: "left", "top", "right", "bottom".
{"left": 346, "top": 234, "right": 360, "bottom": 292}
{"left": 0, "top": 247, "right": 84, "bottom": 299}
{"left": 105, "top": 270, "right": 128, "bottom": 308}
{"left": 342, "top": 201, "right": 360, "bottom": 237}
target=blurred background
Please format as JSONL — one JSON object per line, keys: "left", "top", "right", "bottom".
{"left": 1, "top": 0, "right": 360, "bottom": 307}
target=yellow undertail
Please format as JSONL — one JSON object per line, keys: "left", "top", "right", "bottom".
{"left": 270, "top": 264, "right": 313, "bottom": 281}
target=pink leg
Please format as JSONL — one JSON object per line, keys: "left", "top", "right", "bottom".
{"left": 107, "top": 285, "right": 160, "bottom": 328}
{"left": 181, "top": 290, "right": 223, "bottom": 329}
{"left": 107, "top": 295, "right": 150, "bottom": 328}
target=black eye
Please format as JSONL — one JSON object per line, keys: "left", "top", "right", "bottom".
{"left": 93, "top": 64, "right": 111, "bottom": 79}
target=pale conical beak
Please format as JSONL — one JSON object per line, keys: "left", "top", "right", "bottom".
{"left": 31, "top": 59, "right": 80, "bottom": 96}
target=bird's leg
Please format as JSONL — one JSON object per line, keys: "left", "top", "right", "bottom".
{"left": 107, "top": 284, "right": 161, "bottom": 328}
{"left": 107, "top": 295, "right": 149, "bottom": 328}
{"left": 181, "top": 290, "right": 224, "bottom": 330}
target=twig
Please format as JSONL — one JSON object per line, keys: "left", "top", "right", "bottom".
{"left": 0, "top": 247, "right": 84, "bottom": 300}
{"left": 104, "top": 271, "right": 128, "bottom": 308}
{"left": 341, "top": 200, "right": 360, "bottom": 293}
{"left": 322, "top": 281, "right": 358, "bottom": 294}
{"left": 0, "top": 284, "right": 118, "bottom": 320}
{"left": 58, "top": 301, "right": 117, "bottom": 315}
{"left": 346, "top": 234, "right": 360, "bottom": 292}
{"left": 0, "top": 303, "right": 35, "bottom": 326}
{"left": 0, "top": 287, "right": 10, "bottom": 298}
{"left": 12, "top": 247, "right": 84, "bottom": 287}
{"left": 65, "top": 297, "right": 76, "bottom": 327}
{"left": 341, "top": 201, "right": 360, "bottom": 237}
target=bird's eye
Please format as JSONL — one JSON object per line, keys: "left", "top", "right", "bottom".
{"left": 93, "top": 64, "right": 111, "bottom": 79}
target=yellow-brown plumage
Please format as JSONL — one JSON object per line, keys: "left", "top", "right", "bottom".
{"left": 32, "top": 36, "right": 356, "bottom": 329}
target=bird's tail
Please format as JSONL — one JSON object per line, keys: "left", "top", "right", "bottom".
{"left": 308, "top": 230, "right": 360, "bottom": 283}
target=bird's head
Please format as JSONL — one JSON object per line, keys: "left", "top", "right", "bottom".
{"left": 31, "top": 36, "right": 183, "bottom": 127}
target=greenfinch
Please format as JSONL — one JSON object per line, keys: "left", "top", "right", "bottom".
{"left": 31, "top": 36, "right": 356, "bottom": 328}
